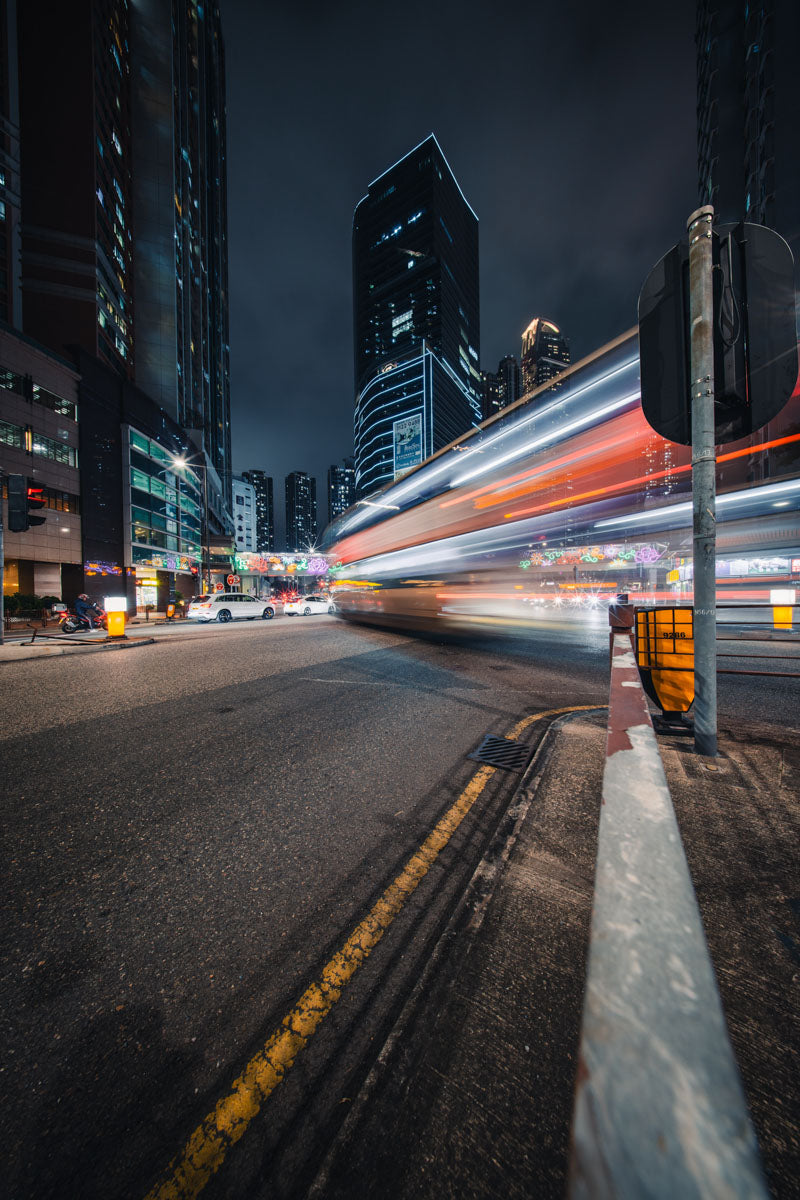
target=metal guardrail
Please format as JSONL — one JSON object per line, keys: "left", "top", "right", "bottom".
{"left": 568, "top": 629, "right": 768, "bottom": 1199}
{"left": 716, "top": 603, "right": 800, "bottom": 677}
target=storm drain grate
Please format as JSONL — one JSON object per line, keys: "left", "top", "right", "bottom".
{"left": 468, "top": 735, "right": 530, "bottom": 772}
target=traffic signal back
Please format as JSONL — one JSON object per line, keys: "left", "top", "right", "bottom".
{"left": 7, "top": 474, "right": 47, "bottom": 531}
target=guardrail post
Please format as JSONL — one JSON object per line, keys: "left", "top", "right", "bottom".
{"left": 568, "top": 629, "right": 767, "bottom": 1199}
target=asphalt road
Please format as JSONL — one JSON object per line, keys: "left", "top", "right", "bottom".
{"left": 1, "top": 612, "right": 796, "bottom": 1199}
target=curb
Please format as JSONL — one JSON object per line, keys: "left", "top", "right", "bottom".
{"left": 0, "top": 636, "right": 156, "bottom": 665}
{"left": 305, "top": 705, "right": 606, "bottom": 1200}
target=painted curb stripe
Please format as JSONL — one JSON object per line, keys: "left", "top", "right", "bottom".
{"left": 145, "top": 705, "right": 597, "bottom": 1200}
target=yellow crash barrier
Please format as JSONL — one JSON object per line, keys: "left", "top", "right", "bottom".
{"left": 635, "top": 607, "right": 694, "bottom": 715}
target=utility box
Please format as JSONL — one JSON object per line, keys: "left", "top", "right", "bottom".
{"left": 635, "top": 608, "right": 694, "bottom": 715}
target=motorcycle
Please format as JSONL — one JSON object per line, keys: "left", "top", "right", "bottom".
{"left": 59, "top": 607, "right": 107, "bottom": 633}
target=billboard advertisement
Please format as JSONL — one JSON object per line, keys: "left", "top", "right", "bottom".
{"left": 393, "top": 413, "right": 423, "bottom": 478}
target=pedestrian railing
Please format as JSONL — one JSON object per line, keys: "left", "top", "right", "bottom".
{"left": 568, "top": 625, "right": 768, "bottom": 1199}
{"left": 3, "top": 608, "right": 59, "bottom": 631}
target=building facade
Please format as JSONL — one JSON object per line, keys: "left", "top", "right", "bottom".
{"left": 0, "top": 326, "right": 82, "bottom": 600}
{"left": 232, "top": 476, "right": 257, "bottom": 553}
{"left": 242, "top": 469, "right": 274, "bottom": 553}
{"left": 0, "top": 1, "right": 22, "bottom": 329}
{"left": 73, "top": 347, "right": 205, "bottom": 611}
{"left": 353, "top": 135, "right": 481, "bottom": 497}
{"left": 285, "top": 471, "right": 317, "bottom": 552}
{"left": 520, "top": 318, "right": 570, "bottom": 395}
{"left": 327, "top": 458, "right": 355, "bottom": 526}
{"left": 697, "top": 0, "right": 800, "bottom": 308}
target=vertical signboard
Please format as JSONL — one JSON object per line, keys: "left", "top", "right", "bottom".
{"left": 393, "top": 413, "right": 423, "bottom": 478}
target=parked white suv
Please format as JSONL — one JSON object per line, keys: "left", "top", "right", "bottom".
{"left": 283, "top": 593, "right": 335, "bottom": 616}
{"left": 187, "top": 593, "right": 275, "bottom": 622}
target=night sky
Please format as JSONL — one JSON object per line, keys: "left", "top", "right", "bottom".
{"left": 223, "top": 0, "right": 697, "bottom": 541}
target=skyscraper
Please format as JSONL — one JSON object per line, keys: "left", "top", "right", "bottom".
{"left": 17, "top": 0, "right": 232, "bottom": 510}
{"left": 285, "top": 471, "right": 317, "bottom": 553}
{"left": 242, "top": 469, "right": 275, "bottom": 553}
{"left": 697, "top": 0, "right": 800, "bottom": 308}
{"left": 353, "top": 134, "right": 481, "bottom": 497}
{"left": 327, "top": 458, "right": 356, "bottom": 525}
{"left": 520, "top": 319, "right": 570, "bottom": 395}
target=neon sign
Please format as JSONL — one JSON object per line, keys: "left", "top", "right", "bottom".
{"left": 519, "top": 543, "right": 665, "bottom": 569}
{"left": 233, "top": 552, "right": 330, "bottom": 575}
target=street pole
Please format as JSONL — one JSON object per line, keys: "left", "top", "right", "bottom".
{"left": 202, "top": 466, "right": 211, "bottom": 594}
{"left": 687, "top": 205, "right": 718, "bottom": 757}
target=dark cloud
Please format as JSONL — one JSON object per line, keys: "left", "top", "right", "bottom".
{"left": 223, "top": 0, "right": 696, "bottom": 535}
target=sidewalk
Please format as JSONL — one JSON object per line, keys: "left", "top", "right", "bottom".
{"left": 310, "top": 711, "right": 800, "bottom": 1200}
{"left": 0, "top": 628, "right": 157, "bottom": 663}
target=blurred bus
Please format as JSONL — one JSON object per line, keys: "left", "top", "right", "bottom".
{"left": 322, "top": 329, "right": 800, "bottom": 632}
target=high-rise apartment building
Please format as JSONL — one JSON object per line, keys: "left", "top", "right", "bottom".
{"left": 482, "top": 355, "right": 521, "bottom": 419}
{"left": 285, "top": 471, "right": 317, "bottom": 553}
{"left": 353, "top": 135, "right": 481, "bottom": 497}
{"left": 327, "top": 458, "right": 355, "bottom": 525}
{"left": 697, "top": 0, "right": 800, "bottom": 308}
{"left": 242, "top": 469, "right": 274, "bottom": 553}
{"left": 232, "top": 476, "right": 257, "bottom": 553}
{"left": 17, "top": 0, "right": 232, "bottom": 509}
{"left": 520, "top": 319, "right": 570, "bottom": 395}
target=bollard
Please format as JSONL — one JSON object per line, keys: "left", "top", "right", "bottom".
{"left": 770, "top": 589, "right": 795, "bottom": 631}
{"left": 105, "top": 595, "right": 128, "bottom": 639}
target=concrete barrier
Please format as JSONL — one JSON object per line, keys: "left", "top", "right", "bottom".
{"left": 568, "top": 629, "right": 767, "bottom": 1199}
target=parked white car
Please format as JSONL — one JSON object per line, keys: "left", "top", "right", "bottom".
{"left": 187, "top": 592, "right": 275, "bottom": 622}
{"left": 283, "top": 594, "right": 335, "bottom": 616}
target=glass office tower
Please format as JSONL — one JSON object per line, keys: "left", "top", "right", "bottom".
{"left": 353, "top": 135, "right": 481, "bottom": 498}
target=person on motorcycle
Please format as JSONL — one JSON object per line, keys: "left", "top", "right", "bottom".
{"left": 75, "top": 593, "right": 102, "bottom": 630}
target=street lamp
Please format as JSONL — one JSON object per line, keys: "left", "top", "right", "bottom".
{"left": 172, "top": 454, "right": 211, "bottom": 594}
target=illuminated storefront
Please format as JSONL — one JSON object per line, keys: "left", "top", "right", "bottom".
{"left": 124, "top": 427, "right": 202, "bottom": 608}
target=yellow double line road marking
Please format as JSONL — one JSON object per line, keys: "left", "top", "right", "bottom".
{"left": 146, "top": 705, "right": 598, "bottom": 1200}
